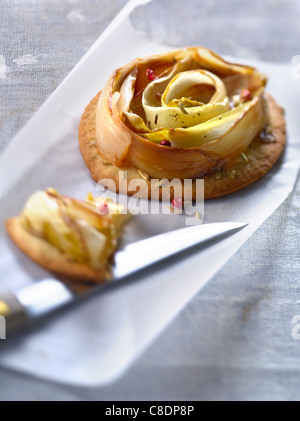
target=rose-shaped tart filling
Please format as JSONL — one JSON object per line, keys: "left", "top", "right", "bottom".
{"left": 95, "top": 46, "right": 268, "bottom": 179}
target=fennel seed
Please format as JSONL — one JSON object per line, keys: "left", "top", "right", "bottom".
{"left": 241, "top": 152, "right": 249, "bottom": 163}
{"left": 47, "top": 187, "right": 58, "bottom": 196}
{"left": 215, "top": 171, "right": 222, "bottom": 180}
{"left": 195, "top": 210, "right": 201, "bottom": 219}
{"left": 167, "top": 206, "right": 181, "bottom": 214}
{"left": 179, "top": 101, "right": 188, "bottom": 115}
{"left": 138, "top": 169, "right": 150, "bottom": 180}
{"left": 230, "top": 170, "right": 236, "bottom": 179}
{"left": 119, "top": 170, "right": 126, "bottom": 180}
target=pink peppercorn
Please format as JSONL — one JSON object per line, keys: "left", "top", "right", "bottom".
{"left": 160, "top": 139, "right": 171, "bottom": 147}
{"left": 97, "top": 202, "right": 108, "bottom": 215}
{"left": 240, "top": 89, "right": 252, "bottom": 102}
{"left": 172, "top": 197, "right": 183, "bottom": 208}
{"left": 146, "top": 68, "right": 157, "bottom": 81}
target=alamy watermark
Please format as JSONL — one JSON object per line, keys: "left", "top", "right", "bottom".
{"left": 291, "top": 314, "right": 300, "bottom": 340}
{"left": 0, "top": 315, "right": 6, "bottom": 340}
{"left": 95, "top": 171, "right": 204, "bottom": 226}
{"left": 291, "top": 55, "right": 300, "bottom": 80}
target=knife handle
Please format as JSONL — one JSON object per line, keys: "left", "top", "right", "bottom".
{"left": 0, "top": 291, "right": 29, "bottom": 337}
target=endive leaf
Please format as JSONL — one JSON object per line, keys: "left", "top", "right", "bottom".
{"left": 141, "top": 99, "right": 259, "bottom": 147}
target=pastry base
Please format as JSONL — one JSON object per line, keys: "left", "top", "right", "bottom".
{"left": 6, "top": 218, "right": 109, "bottom": 284}
{"left": 79, "top": 92, "right": 286, "bottom": 200}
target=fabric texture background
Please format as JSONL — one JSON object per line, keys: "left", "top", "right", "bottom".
{"left": 1, "top": 0, "right": 300, "bottom": 401}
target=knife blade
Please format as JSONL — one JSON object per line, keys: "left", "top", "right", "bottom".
{"left": 0, "top": 221, "right": 247, "bottom": 335}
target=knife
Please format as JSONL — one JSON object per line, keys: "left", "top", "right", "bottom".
{"left": 0, "top": 222, "right": 247, "bottom": 336}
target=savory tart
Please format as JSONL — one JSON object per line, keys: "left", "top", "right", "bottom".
{"left": 79, "top": 46, "right": 286, "bottom": 200}
{"left": 6, "top": 189, "right": 130, "bottom": 283}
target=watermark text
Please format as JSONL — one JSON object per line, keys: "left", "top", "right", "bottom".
{"left": 96, "top": 171, "right": 204, "bottom": 226}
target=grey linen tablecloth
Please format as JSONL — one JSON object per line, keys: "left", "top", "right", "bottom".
{"left": 1, "top": 0, "right": 300, "bottom": 401}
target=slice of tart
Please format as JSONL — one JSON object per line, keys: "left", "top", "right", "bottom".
{"left": 6, "top": 189, "right": 130, "bottom": 283}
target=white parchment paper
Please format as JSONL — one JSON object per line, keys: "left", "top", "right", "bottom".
{"left": 0, "top": 0, "right": 299, "bottom": 386}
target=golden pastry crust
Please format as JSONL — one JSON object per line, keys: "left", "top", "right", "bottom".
{"left": 79, "top": 91, "right": 286, "bottom": 200}
{"left": 6, "top": 218, "right": 109, "bottom": 283}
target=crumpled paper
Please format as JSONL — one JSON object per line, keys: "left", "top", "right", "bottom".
{"left": 0, "top": 0, "right": 299, "bottom": 386}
